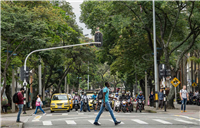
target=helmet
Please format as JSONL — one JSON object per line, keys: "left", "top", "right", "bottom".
{"left": 126, "top": 92, "right": 129, "bottom": 94}
{"left": 75, "top": 92, "right": 78, "bottom": 95}
{"left": 139, "top": 91, "right": 143, "bottom": 94}
{"left": 94, "top": 91, "right": 96, "bottom": 94}
{"left": 115, "top": 92, "right": 118, "bottom": 95}
{"left": 84, "top": 92, "right": 86, "bottom": 94}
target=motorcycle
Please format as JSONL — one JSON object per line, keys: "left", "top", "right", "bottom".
{"left": 97, "top": 100, "right": 102, "bottom": 110}
{"left": 136, "top": 99, "right": 143, "bottom": 113}
{"left": 83, "top": 99, "right": 88, "bottom": 112}
{"left": 114, "top": 100, "right": 121, "bottom": 112}
{"left": 121, "top": 100, "right": 127, "bottom": 113}
{"left": 93, "top": 99, "right": 97, "bottom": 111}
{"left": 192, "top": 96, "right": 197, "bottom": 105}
{"left": 73, "top": 99, "right": 80, "bottom": 111}
{"left": 127, "top": 99, "right": 133, "bottom": 112}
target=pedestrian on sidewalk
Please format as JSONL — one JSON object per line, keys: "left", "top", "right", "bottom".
{"left": 94, "top": 82, "right": 121, "bottom": 126}
{"left": 158, "top": 89, "right": 164, "bottom": 109}
{"left": 33, "top": 94, "right": 46, "bottom": 115}
{"left": 149, "top": 91, "right": 154, "bottom": 108}
{"left": 16, "top": 88, "right": 26, "bottom": 122}
{"left": 180, "top": 85, "right": 189, "bottom": 112}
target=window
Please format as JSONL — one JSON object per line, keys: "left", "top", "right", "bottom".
{"left": 52, "top": 95, "right": 68, "bottom": 100}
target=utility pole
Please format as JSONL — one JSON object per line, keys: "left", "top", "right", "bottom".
{"left": 135, "top": 65, "right": 137, "bottom": 97}
{"left": 11, "top": 67, "right": 16, "bottom": 113}
{"left": 88, "top": 61, "right": 89, "bottom": 90}
{"left": 39, "top": 57, "right": 42, "bottom": 95}
{"left": 145, "top": 71, "right": 148, "bottom": 105}
{"left": 153, "top": 0, "right": 159, "bottom": 110}
{"left": 65, "top": 66, "right": 67, "bottom": 93}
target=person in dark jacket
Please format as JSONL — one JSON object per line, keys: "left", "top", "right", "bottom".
{"left": 16, "top": 88, "right": 25, "bottom": 122}
{"left": 149, "top": 91, "right": 154, "bottom": 108}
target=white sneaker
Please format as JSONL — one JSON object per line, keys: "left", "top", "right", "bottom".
{"left": 43, "top": 113, "right": 46, "bottom": 115}
{"left": 32, "top": 114, "right": 36, "bottom": 116}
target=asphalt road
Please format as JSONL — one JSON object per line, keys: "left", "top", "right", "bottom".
{"left": 24, "top": 109, "right": 200, "bottom": 128}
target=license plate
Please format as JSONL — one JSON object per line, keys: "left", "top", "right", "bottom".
{"left": 57, "top": 106, "right": 62, "bottom": 108}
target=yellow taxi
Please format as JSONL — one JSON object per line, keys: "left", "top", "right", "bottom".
{"left": 50, "top": 93, "right": 70, "bottom": 113}
{"left": 67, "top": 94, "right": 73, "bottom": 110}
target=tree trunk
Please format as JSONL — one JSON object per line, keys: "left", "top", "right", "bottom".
{"left": 5, "top": 85, "right": 12, "bottom": 107}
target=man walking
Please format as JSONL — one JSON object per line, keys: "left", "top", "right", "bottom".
{"left": 180, "top": 85, "right": 189, "bottom": 112}
{"left": 17, "top": 88, "right": 25, "bottom": 122}
{"left": 94, "top": 82, "right": 121, "bottom": 126}
{"left": 158, "top": 89, "right": 164, "bottom": 109}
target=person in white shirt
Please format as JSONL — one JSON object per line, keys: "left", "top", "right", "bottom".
{"left": 180, "top": 85, "right": 189, "bottom": 112}
{"left": 194, "top": 91, "right": 199, "bottom": 96}
{"left": 33, "top": 94, "right": 46, "bottom": 115}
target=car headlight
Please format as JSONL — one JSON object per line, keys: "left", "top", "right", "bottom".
{"left": 64, "top": 103, "right": 68, "bottom": 105}
{"left": 51, "top": 103, "right": 55, "bottom": 106}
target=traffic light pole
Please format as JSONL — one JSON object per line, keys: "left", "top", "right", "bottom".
{"left": 22, "top": 42, "right": 101, "bottom": 113}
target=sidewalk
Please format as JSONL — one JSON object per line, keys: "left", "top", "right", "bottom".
{"left": 1, "top": 107, "right": 50, "bottom": 128}
{"left": 145, "top": 103, "right": 200, "bottom": 114}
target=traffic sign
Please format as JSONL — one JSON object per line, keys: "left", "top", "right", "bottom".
{"left": 171, "top": 77, "right": 180, "bottom": 87}
{"left": 192, "top": 82, "right": 197, "bottom": 87}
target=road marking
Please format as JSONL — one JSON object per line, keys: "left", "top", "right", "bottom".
{"left": 62, "top": 113, "right": 68, "bottom": 116}
{"left": 46, "top": 114, "right": 52, "bottom": 116}
{"left": 32, "top": 116, "right": 42, "bottom": 122}
{"left": 174, "top": 119, "right": 197, "bottom": 124}
{"left": 88, "top": 120, "right": 94, "bottom": 124}
{"left": 78, "top": 113, "right": 84, "bottom": 115}
{"left": 65, "top": 120, "right": 76, "bottom": 125}
{"left": 174, "top": 115, "right": 200, "bottom": 122}
{"left": 109, "top": 120, "right": 124, "bottom": 124}
{"left": 43, "top": 121, "right": 52, "bottom": 125}
{"left": 153, "top": 119, "right": 172, "bottom": 124}
{"left": 131, "top": 119, "right": 148, "bottom": 124}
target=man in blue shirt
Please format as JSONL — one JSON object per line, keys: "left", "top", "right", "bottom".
{"left": 158, "top": 89, "right": 164, "bottom": 109}
{"left": 92, "top": 92, "right": 97, "bottom": 100}
{"left": 94, "top": 82, "right": 121, "bottom": 126}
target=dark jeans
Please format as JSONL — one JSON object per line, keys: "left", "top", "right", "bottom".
{"left": 17, "top": 104, "right": 23, "bottom": 122}
{"left": 159, "top": 100, "right": 163, "bottom": 108}
{"left": 150, "top": 99, "right": 154, "bottom": 107}
{"left": 181, "top": 98, "right": 187, "bottom": 111}
{"left": 80, "top": 101, "right": 90, "bottom": 111}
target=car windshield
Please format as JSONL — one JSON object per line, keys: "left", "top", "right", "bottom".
{"left": 52, "top": 95, "right": 68, "bottom": 100}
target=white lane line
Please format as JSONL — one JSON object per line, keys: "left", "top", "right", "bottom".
{"left": 175, "top": 115, "right": 200, "bottom": 122}
{"left": 62, "top": 113, "right": 68, "bottom": 115}
{"left": 46, "top": 114, "right": 52, "bottom": 116}
{"left": 131, "top": 119, "right": 148, "bottom": 124}
{"left": 43, "top": 121, "right": 52, "bottom": 125}
{"left": 174, "top": 119, "right": 197, "bottom": 124}
{"left": 109, "top": 120, "right": 124, "bottom": 124}
{"left": 78, "top": 113, "right": 84, "bottom": 115}
{"left": 153, "top": 119, "right": 172, "bottom": 124}
{"left": 66, "top": 120, "right": 76, "bottom": 125}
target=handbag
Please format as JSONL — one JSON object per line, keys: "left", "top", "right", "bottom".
{"left": 36, "top": 102, "right": 40, "bottom": 106}
{"left": 148, "top": 99, "right": 150, "bottom": 106}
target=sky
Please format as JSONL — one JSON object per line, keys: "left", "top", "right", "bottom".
{"left": 67, "top": 0, "right": 93, "bottom": 38}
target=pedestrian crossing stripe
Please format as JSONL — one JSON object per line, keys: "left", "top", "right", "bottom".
{"left": 131, "top": 119, "right": 148, "bottom": 124}
{"left": 43, "top": 121, "right": 52, "bottom": 125}
{"left": 174, "top": 119, "right": 197, "bottom": 124}
{"left": 174, "top": 115, "right": 200, "bottom": 121}
{"left": 46, "top": 114, "right": 52, "bottom": 116}
{"left": 153, "top": 119, "right": 172, "bottom": 124}
{"left": 62, "top": 113, "right": 68, "bottom": 115}
{"left": 66, "top": 120, "right": 76, "bottom": 125}
{"left": 109, "top": 120, "right": 124, "bottom": 124}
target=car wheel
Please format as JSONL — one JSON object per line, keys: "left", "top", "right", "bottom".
{"left": 67, "top": 110, "right": 70, "bottom": 112}
{"left": 50, "top": 110, "right": 54, "bottom": 113}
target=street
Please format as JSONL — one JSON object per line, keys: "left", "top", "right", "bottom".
{"left": 24, "top": 110, "right": 200, "bottom": 128}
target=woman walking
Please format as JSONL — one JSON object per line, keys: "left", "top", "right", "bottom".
{"left": 33, "top": 94, "right": 46, "bottom": 115}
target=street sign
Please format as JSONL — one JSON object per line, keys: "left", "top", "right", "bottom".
{"left": 192, "top": 82, "right": 197, "bottom": 87}
{"left": 171, "top": 77, "right": 180, "bottom": 87}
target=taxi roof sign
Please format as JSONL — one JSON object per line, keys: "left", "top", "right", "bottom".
{"left": 171, "top": 77, "right": 180, "bottom": 87}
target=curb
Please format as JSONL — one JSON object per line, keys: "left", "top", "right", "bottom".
{"left": 18, "top": 123, "right": 24, "bottom": 128}
{"left": 144, "top": 110, "right": 157, "bottom": 113}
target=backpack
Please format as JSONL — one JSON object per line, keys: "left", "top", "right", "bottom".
{"left": 98, "top": 88, "right": 108, "bottom": 100}
{"left": 13, "top": 92, "right": 19, "bottom": 103}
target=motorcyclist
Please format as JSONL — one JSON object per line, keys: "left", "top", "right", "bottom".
{"left": 119, "top": 91, "right": 127, "bottom": 112}
{"left": 92, "top": 92, "right": 97, "bottom": 111}
{"left": 126, "top": 92, "right": 133, "bottom": 111}
{"left": 136, "top": 91, "right": 145, "bottom": 111}
{"left": 114, "top": 92, "right": 120, "bottom": 111}
{"left": 73, "top": 92, "right": 80, "bottom": 109}
{"left": 80, "top": 92, "right": 90, "bottom": 112}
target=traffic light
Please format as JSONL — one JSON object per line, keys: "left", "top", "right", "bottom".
{"left": 94, "top": 32, "right": 103, "bottom": 47}
{"left": 159, "top": 64, "right": 166, "bottom": 78}
{"left": 25, "top": 71, "right": 29, "bottom": 79}
{"left": 166, "top": 69, "right": 171, "bottom": 76}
